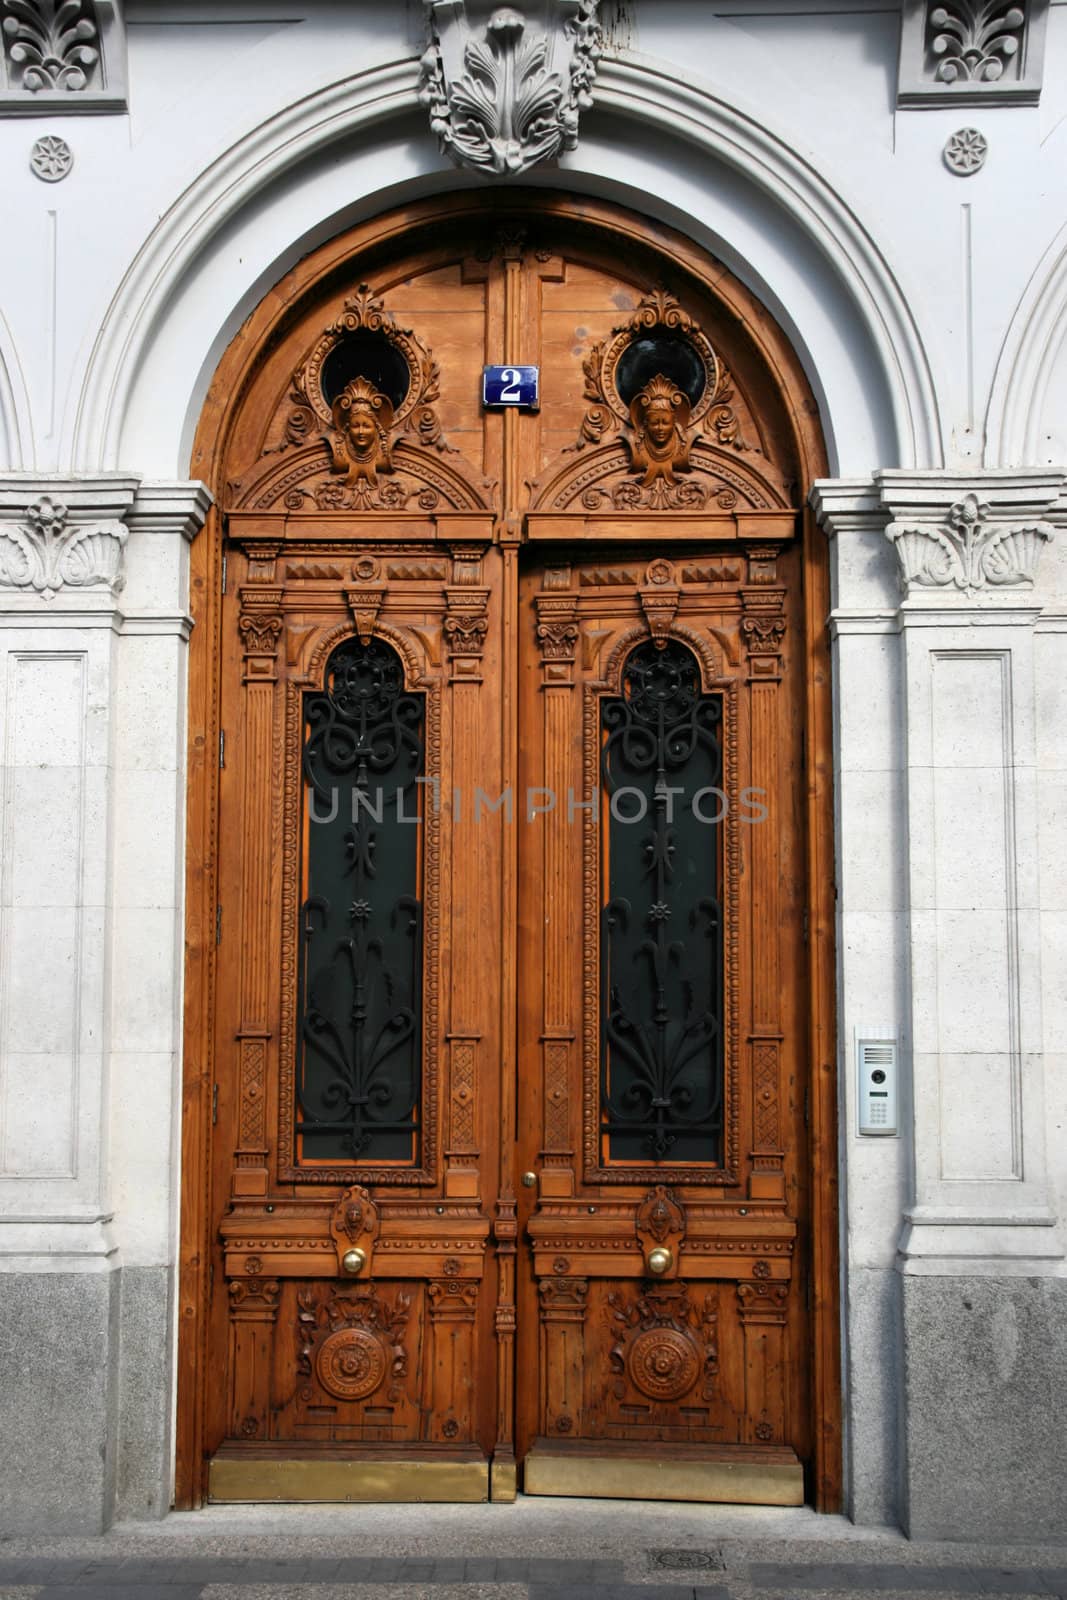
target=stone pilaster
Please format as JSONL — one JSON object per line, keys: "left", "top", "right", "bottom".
{"left": 0, "top": 475, "right": 210, "bottom": 1531}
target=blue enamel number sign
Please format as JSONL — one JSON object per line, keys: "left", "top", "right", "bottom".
{"left": 483, "top": 364, "right": 539, "bottom": 409}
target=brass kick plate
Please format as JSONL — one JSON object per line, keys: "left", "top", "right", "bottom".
{"left": 522, "top": 1445, "right": 804, "bottom": 1506}
{"left": 209, "top": 1455, "right": 489, "bottom": 1503}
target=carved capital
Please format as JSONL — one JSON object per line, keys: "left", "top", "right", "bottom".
{"left": 0, "top": 495, "right": 127, "bottom": 599}
{"left": 898, "top": 1, "right": 1048, "bottom": 108}
{"left": 444, "top": 585, "right": 490, "bottom": 658}
{"left": 741, "top": 585, "right": 787, "bottom": 678}
{"left": 228, "top": 1277, "right": 281, "bottom": 1318}
{"left": 535, "top": 593, "right": 580, "bottom": 661}
{"left": 886, "top": 493, "right": 1054, "bottom": 596}
{"left": 0, "top": 1, "right": 128, "bottom": 113}
{"left": 419, "top": 0, "right": 602, "bottom": 177}
{"left": 238, "top": 586, "right": 284, "bottom": 665}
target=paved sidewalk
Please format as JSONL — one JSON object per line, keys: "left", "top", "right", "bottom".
{"left": 0, "top": 1498, "right": 1064, "bottom": 1599}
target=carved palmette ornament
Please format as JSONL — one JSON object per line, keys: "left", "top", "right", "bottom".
{"left": 297, "top": 1283, "right": 411, "bottom": 1403}
{"left": 530, "top": 289, "right": 793, "bottom": 516}
{"left": 228, "top": 283, "right": 494, "bottom": 516}
{"left": 606, "top": 1282, "right": 717, "bottom": 1404}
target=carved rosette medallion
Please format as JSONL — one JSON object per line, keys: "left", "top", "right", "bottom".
{"left": 627, "top": 1325, "right": 701, "bottom": 1401}
{"left": 297, "top": 1284, "right": 411, "bottom": 1404}
{"left": 607, "top": 1282, "right": 717, "bottom": 1404}
{"left": 316, "top": 1327, "right": 387, "bottom": 1400}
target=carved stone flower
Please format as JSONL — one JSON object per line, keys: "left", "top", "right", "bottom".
{"left": 944, "top": 127, "right": 988, "bottom": 176}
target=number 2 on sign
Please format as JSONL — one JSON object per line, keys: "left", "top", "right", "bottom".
{"left": 499, "top": 368, "right": 522, "bottom": 402}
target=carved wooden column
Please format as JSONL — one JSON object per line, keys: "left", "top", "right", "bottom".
{"left": 443, "top": 545, "right": 490, "bottom": 1201}
{"left": 233, "top": 573, "right": 284, "bottom": 1199}
{"left": 491, "top": 1185, "right": 517, "bottom": 1498}
{"left": 740, "top": 544, "right": 787, "bottom": 1204}
{"left": 534, "top": 569, "right": 580, "bottom": 1199}
{"left": 228, "top": 1277, "right": 281, "bottom": 1444}
{"left": 737, "top": 1278, "right": 789, "bottom": 1445}
{"left": 539, "top": 1277, "right": 588, "bottom": 1439}
{"left": 428, "top": 1279, "right": 479, "bottom": 1442}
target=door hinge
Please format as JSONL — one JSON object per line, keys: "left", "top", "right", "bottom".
{"left": 221, "top": 553, "right": 228, "bottom": 594}
{"left": 219, "top": 729, "right": 226, "bottom": 769}
{"left": 215, "top": 903, "right": 222, "bottom": 945}
{"left": 212, "top": 1082, "right": 218, "bottom": 1126}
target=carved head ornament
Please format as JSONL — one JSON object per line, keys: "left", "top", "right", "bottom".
{"left": 329, "top": 377, "right": 394, "bottom": 486}
{"left": 628, "top": 374, "right": 693, "bottom": 485}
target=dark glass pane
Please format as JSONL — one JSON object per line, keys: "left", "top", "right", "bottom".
{"left": 321, "top": 331, "right": 410, "bottom": 410}
{"left": 296, "top": 638, "right": 424, "bottom": 1165}
{"left": 615, "top": 335, "right": 706, "bottom": 408}
{"left": 600, "top": 640, "right": 723, "bottom": 1164}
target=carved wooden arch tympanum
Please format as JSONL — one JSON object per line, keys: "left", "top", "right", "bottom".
{"left": 179, "top": 191, "right": 839, "bottom": 1513}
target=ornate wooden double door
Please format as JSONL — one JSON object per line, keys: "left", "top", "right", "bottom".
{"left": 191, "top": 198, "right": 836, "bottom": 1508}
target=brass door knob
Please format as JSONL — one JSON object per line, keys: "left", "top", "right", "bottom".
{"left": 521, "top": 1171, "right": 538, "bottom": 1189}
{"left": 341, "top": 1247, "right": 366, "bottom": 1275}
{"left": 646, "top": 1245, "right": 673, "bottom": 1275}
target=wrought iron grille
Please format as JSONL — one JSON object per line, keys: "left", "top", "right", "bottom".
{"left": 600, "top": 638, "right": 724, "bottom": 1164}
{"left": 296, "top": 637, "right": 424, "bottom": 1165}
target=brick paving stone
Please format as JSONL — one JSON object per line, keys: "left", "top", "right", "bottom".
{"left": 748, "top": 1566, "right": 1062, "bottom": 1595}
{"left": 528, "top": 1586, "right": 697, "bottom": 1600}
{"left": 40, "top": 1589, "right": 205, "bottom": 1600}
{"left": 461, "top": 1561, "right": 501, "bottom": 1580}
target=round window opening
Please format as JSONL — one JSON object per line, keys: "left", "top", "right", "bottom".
{"left": 615, "top": 333, "right": 706, "bottom": 410}
{"left": 321, "top": 330, "right": 411, "bottom": 411}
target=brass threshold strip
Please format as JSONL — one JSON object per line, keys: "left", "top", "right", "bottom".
{"left": 209, "top": 1455, "right": 489, "bottom": 1504}
{"left": 522, "top": 1445, "right": 804, "bottom": 1506}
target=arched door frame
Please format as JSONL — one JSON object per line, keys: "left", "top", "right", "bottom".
{"left": 176, "top": 188, "right": 840, "bottom": 1510}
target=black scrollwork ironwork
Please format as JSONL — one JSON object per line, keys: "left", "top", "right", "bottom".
{"left": 600, "top": 639, "right": 724, "bottom": 1163}
{"left": 297, "top": 638, "right": 424, "bottom": 1165}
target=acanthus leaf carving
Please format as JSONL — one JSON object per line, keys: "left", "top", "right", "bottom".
{"left": 0, "top": 495, "right": 126, "bottom": 598}
{"left": 419, "top": 0, "right": 601, "bottom": 178}
{"left": 886, "top": 492, "right": 1053, "bottom": 594}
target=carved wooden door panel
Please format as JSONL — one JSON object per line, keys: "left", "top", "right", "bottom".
{"left": 190, "top": 206, "right": 834, "bottom": 1508}
{"left": 514, "top": 537, "right": 809, "bottom": 1503}
{"left": 206, "top": 269, "right": 510, "bottom": 1502}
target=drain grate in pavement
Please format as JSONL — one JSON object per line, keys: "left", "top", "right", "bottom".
{"left": 647, "top": 1547, "right": 725, "bottom": 1571}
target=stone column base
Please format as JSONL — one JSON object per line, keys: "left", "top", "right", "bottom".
{"left": 902, "top": 1273, "right": 1067, "bottom": 1541}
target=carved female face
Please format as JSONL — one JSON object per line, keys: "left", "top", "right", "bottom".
{"left": 345, "top": 405, "right": 379, "bottom": 457}
{"left": 644, "top": 400, "right": 676, "bottom": 451}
